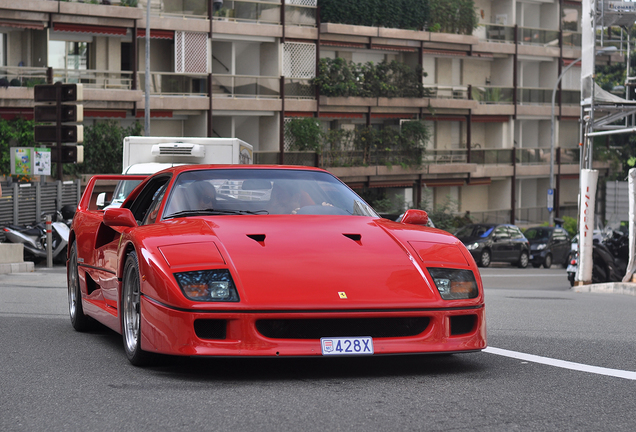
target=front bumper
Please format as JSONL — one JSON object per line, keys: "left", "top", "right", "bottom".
{"left": 139, "top": 296, "right": 487, "bottom": 357}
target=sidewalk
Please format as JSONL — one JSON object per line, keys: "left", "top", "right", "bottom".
{"left": 573, "top": 282, "right": 636, "bottom": 296}
{"left": 0, "top": 261, "right": 35, "bottom": 273}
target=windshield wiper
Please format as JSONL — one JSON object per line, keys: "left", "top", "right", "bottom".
{"left": 164, "top": 208, "right": 269, "bottom": 219}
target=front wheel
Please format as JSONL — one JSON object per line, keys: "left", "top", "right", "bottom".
{"left": 478, "top": 249, "right": 491, "bottom": 267}
{"left": 517, "top": 251, "right": 529, "bottom": 268}
{"left": 121, "top": 251, "right": 151, "bottom": 366}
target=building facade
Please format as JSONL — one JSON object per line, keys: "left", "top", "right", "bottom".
{"left": 0, "top": 0, "right": 615, "bottom": 224}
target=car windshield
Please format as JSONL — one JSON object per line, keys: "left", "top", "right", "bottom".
{"left": 524, "top": 228, "right": 550, "bottom": 242}
{"left": 455, "top": 225, "right": 494, "bottom": 239}
{"left": 162, "top": 168, "right": 379, "bottom": 218}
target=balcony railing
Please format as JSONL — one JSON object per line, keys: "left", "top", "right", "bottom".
{"left": 213, "top": 0, "right": 280, "bottom": 24}
{"left": 139, "top": 72, "right": 208, "bottom": 95}
{"left": 477, "top": 24, "right": 516, "bottom": 43}
{"left": 518, "top": 26, "right": 560, "bottom": 46}
{"left": 517, "top": 87, "right": 553, "bottom": 105}
{"left": 284, "top": 78, "right": 315, "bottom": 99}
{"left": 0, "top": 66, "right": 47, "bottom": 87}
{"left": 422, "top": 149, "right": 467, "bottom": 164}
{"left": 560, "top": 147, "right": 581, "bottom": 164}
{"left": 145, "top": 0, "right": 209, "bottom": 19}
{"left": 212, "top": 74, "right": 279, "bottom": 98}
{"left": 471, "top": 86, "right": 514, "bottom": 104}
{"left": 563, "top": 32, "right": 582, "bottom": 47}
{"left": 423, "top": 84, "right": 468, "bottom": 99}
{"left": 470, "top": 149, "right": 514, "bottom": 164}
{"left": 516, "top": 147, "right": 552, "bottom": 165}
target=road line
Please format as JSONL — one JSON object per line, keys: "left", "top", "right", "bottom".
{"left": 480, "top": 274, "right": 563, "bottom": 277}
{"left": 484, "top": 346, "right": 636, "bottom": 380}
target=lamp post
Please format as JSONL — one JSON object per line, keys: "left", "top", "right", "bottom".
{"left": 549, "top": 46, "right": 617, "bottom": 226}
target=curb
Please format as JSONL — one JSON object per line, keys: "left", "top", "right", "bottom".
{"left": 0, "top": 262, "right": 35, "bottom": 274}
{"left": 573, "top": 282, "right": 636, "bottom": 296}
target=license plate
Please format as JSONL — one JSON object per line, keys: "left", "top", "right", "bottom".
{"left": 321, "top": 336, "right": 374, "bottom": 356}
{"left": 567, "top": 264, "right": 577, "bottom": 272}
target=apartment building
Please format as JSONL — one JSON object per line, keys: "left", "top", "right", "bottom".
{"left": 0, "top": 0, "right": 617, "bottom": 224}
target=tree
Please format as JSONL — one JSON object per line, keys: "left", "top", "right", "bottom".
{"left": 64, "top": 120, "right": 143, "bottom": 176}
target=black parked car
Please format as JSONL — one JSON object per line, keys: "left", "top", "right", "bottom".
{"left": 455, "top": 223, "right": 531, "bottom": 268}
{"left": 524, "top": 226, "right": 571, "bottom": 268}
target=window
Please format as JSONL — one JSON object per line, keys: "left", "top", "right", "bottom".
{"left": 48, "top": 41, "right": 89, "bottom": 70}
{"left": 494, "top": 226, "right": 510, "bottom": 239}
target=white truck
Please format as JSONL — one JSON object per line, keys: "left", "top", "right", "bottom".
{"left": 103, "top": 137, "right": 253, "bottom": 208}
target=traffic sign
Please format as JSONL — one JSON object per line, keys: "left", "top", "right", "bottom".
{"left": 547, "top": 188, "right": 554, "bottom": 212}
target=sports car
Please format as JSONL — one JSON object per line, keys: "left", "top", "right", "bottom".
{"left": 67, "top": 165, "right": 486, "bottom": 365}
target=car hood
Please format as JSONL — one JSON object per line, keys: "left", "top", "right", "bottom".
{"left": 157, "top": 216, "right": 474, "bottom": 309}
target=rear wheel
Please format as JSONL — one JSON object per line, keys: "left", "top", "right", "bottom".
{"left": 517, "top": 251, "right": 529, "bottom": 268}
{"left": 122, "top": 251, "right": 151, "bottom": 366}
{"left": 68, "top": 242, "right": 91, "bottom": 331}
{"left": 543, "top": 254, "right": 553, "bottom": 269}
{"left": 478, "top": 249, "right": 491, "bottom": 267}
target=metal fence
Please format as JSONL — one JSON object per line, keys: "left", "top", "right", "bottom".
{"left": 0, "top": 180, "right": 82, "bottom": 241}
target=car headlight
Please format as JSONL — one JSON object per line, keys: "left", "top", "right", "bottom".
{"left": 428, "top": 268, "right": 478, "bottom": 300}
{"left": 174, "top": 269, "right": 240, "bottom": 302}
{"left": 536, "top": 244, "right": 547, "bottom": 250}
{"left": 466, "top": 242, "right": 479, "bottom": 251}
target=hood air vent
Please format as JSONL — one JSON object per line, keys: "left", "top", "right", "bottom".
{"left": 343, "top": 233, "right": 362, "bottom": 242}
{"left": 247, "top": 234, "right": 266, "bottom": 245}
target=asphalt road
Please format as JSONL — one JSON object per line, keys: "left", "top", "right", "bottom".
{"left": 1, "top": 264, "right": 636, "bottom": 431}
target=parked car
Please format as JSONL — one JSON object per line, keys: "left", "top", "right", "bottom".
{"left": 524, "top": 226, "right": 571, "bottom": 268}
{"left": 455, "top": 223, "right": 530, "bottom": 268}
{"left": 68, "top": 165, "right": 486, "bottom": 365}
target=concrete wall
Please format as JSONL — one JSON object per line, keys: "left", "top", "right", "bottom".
{"left": 489, "top": 178, "right": 511, "bottom": 209}
{"left": 236, "top": 42, "right": 260, "bottom": 75}
{"left": 463, "top": 58, "right": 490, "bottom": 86}
{"left": 259, "top": 114, "right": 279, "bottom": 152}
{"left": 461, "top": 184, "right": 489, "bottom": 212}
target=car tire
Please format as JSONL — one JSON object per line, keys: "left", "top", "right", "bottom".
{"left": 122, "top": 251, "right": 151, "bottom": 366}
{"left": 68, "top": 242, "right": 92, "bottom": 332}
{"left": 543, "top": 254, "right": 552, "bottom": 269}
{"left": 478, "top": 249, "right": 491, "bottom": 267}
{"left": 517, "top": 251, "right": 529, "bottom": 268}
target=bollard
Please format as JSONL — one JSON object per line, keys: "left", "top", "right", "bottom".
{"left": 46, "top": 214, "right": 53, "bottom": 268}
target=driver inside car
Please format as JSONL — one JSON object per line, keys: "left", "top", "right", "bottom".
{"left": 268, "top": 182, "right": 314, "bottom": 214}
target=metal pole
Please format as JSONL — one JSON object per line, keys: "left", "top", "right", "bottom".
{"left": 550, "top": 57, "right": 582, "bottom": 226}
{"left": 144, "top": 0, "right": 151, "bottom": 136}
{"left": 46, "top": 214, "right": 52, "bottom": 268}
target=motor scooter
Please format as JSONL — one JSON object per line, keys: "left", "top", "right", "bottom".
{"left": 566, "top": 229, "right": 628, "bottom": 286}
{"left": 2, "top": 208, "right": 73, "bottom": 264}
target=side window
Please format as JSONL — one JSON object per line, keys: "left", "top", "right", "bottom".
{"left": 510, "top": 227, "right": 523, "bottom": 239}
{"left": 494, "top": 226, "right": 510, "bottom": 239}
{"left": 142, "top": 183, "right": 169, "bottom": 225}
{"left": 128, "top": 175, "right": 171, "bottom": 224}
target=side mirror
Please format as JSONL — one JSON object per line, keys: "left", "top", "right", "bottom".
{"left": 400, "top": 209, "right": 429, "bottom": 226}
{"left": 103, "top": 208, "right": 137, "bottom": 228}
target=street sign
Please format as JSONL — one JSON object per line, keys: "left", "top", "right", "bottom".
{"left": 547, "top": 188, "right": 554, "bottom": 212}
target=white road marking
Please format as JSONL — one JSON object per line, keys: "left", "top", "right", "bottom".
{"left": 484, "top": 346, "right": 636, "bottom": 380}
{"left": 480, "top": 274, "right": 562, "bottom": 277}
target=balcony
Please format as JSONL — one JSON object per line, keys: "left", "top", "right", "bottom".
{"left": 139, "top": 72, "right": 207, "bottom": 95}
{"left": 517, "top": 26, "right": 559, "bottom": 46}
{"left": 471, "top": 86, "right": 514, "bottom": 104}
{"left": 478, "top": 24, "right": 515, "bottom": 43}
{"left": 212, "top": 75, "right": 280, "bottom": 99}
{"left": 471, "top": 149, "right": 514, "bottom": 164}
